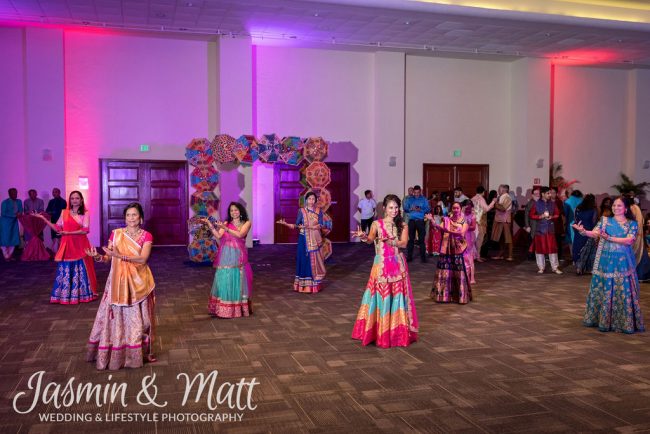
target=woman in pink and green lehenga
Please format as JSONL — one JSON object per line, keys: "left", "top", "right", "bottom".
{"left": 202, "top": 202, "right": 253, "bottom": 318}
{"left": 351, "top": 194, "right": 418, "bottom": 348}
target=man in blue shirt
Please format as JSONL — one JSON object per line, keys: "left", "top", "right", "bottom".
{"left": 403, "top": 185, "right": 431, "bottom": 263}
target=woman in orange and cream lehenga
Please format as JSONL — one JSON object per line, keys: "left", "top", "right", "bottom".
{"left": 85, "top": 202, "right": 156, "bottom": 370}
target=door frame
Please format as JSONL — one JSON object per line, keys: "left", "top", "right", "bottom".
{"left": 273, "top": 162, "right": 350, "bottom": 244}
{"left": 422, "top": 163, "right": 489, "bottom": 198}
{"left": 99, "top": 158, "right": 189, "bottom": 245}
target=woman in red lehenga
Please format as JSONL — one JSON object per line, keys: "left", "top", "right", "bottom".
{"left": 85, "top": 202, "right": 156, "bottom": 370}
{"left": 36, "top": 191, "right": 97, "bottom": 304}
{"left": 426, "top": 205, "right": 444, "bottom": 257}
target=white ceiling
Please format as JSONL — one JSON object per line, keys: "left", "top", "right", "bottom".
{"left": 1, "top": 0, "right": 650, "bottom": 67}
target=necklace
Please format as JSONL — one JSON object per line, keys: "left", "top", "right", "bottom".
{"left": 125, "top": 227, "right": 142, "bottom": 238}
{"left": 383, "top": 219, "right": 397, "bottom": 238}
{"left": 70, "top": 209, "right": 79, "bottom": 216}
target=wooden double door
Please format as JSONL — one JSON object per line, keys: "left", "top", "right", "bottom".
{"left": 100, "top": 159, "right": 188, "bottom": 245}
{"left": 274, "top": 162, "right": 350, "bottom": 243}
{"left": 422, "top": 163, "right": 489, "bottom": 199}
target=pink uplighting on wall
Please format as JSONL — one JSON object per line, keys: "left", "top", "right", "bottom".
{"left": 550, "top": 49, "right": 626, "bottom": 66}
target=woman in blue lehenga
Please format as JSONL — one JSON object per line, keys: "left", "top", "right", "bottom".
{"left": 573, "top": 197, "right": 644, "bottom": 334}
{"left": 278, "top": 191, "right": 327, "bottom": 293}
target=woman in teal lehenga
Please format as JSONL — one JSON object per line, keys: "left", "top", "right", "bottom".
{"left": 573, "top": 197, "right": 644, "bottom": 334}
{"left": 202, "top": 202, "right": 253, "bottom": 318}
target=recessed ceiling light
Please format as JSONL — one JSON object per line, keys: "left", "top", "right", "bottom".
{"left": 404, "top": 21, "right": 411, "bottom": 25}
{"left": 617, "top": 39, "right": 624, "bottom": 43}
{"left": 185, "top": 2, "right": 194, "bottom": 6}
{"left": 313, "top": 12, "right": 319, "bottom": 17}
{"left": 544, "top": 32, "right": 551, "bottom": 37}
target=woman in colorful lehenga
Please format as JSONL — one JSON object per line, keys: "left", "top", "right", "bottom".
{"left": 202, "top": 202, "right": 253, "bottom": 318}
{"left": 351, "top": 194, "right": 418, "bottom": 348}
{"left": 573, "top": 197, "right": 644, "bottom": 334}
{"left": 429, "top": 201, "right": 472, "bottom": 304}
{"left": 85, "top": 202, "right": 157, "bottom": 369}
{"left": 36, "top": 190, "right": 97, "bottom": 304}
{"left": 278, "top": 191, "right": 326, "bottom": 293}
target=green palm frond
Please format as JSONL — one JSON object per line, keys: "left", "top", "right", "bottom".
{"left": 611, "top": 172, "right": 650, "bottom": 196}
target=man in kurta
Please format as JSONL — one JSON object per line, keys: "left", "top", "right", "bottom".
{"left": 529, "top": 187, "right": 562, "bottom": 274}
{"left": 471, "top": 186, "right": 496, "bottom": 262}
{"left": 491, "top": 184, "right": 513, "bottom": 261}
{"left": 1, "top": 188, "right": 23, "bottom": 260}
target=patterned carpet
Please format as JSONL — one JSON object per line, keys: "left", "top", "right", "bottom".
{"left": 1, "top": 243, "right": 649, "bottom": 433}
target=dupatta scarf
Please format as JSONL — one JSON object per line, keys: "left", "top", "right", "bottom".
{"left": 110, "top": 228, "right": 155, "bottom": 306}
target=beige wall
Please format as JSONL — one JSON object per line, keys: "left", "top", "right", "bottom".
{"left": 405, "top": 55, "right": 512, "bottom": 193}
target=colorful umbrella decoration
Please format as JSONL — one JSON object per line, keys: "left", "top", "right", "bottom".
{"left": 280, "top": 136, "right": 304, "bottom": 166}
{"left": 303, "top": 137, "right": 328, "bottom": 163}
{"left": 322, "top": 212, "right": 333, "bottom": 236}
{"left": 191, "top": 191, "right": 219, "bottom": 217}
{"left": 234, "top": 135, "right": 259, "bottom": 165}
{"left": 321, "top": 238, "right": 332, "bottom": 261}
{"left": 185, "top": 150, "right": 214, "bottom": 168}
{"left": 314, "top": 187, "right": 332, "bottom": 212}
{"left": 186, "top": 137, "right": 212, "bottom": 152}
{"left": 184, "top": 148, "right": 201, "bottom": 166}
{"left": 305, "top": 161, "right": 331, "bottom": 189}
{"left": 211, "top": 134, "right": 237, "bottom": 164}
{"left": 190, "top": 166, "right": 219, "bottom": 192}
{"left": 188, "top": 237, "right": 218, "bottom": 263}
{"left": 258, "top": 133, "right": 282, "bottom": 163}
